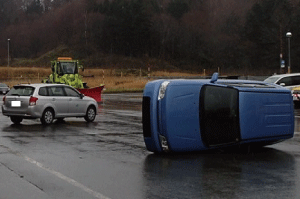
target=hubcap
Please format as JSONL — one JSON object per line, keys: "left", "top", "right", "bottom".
{"left": 88, "top": 109, "right": 95, "bottom": 120}
{"left": 45, "top": 111, "right": 53, "bottom": 123}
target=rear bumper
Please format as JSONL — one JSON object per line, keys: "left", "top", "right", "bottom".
{"left": 2, "top": 106, "right": 42, "bottom": 118}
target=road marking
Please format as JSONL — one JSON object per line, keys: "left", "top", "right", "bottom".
{"left": 23, "top": 155, "right": 111, "bottom": 199}
{"left": 0, "top": 145, "right": 111, "bottom": 199}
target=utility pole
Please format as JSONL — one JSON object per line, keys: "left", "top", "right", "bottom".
{"left": 7, "top": 39, "right": 10, "bottom": 67}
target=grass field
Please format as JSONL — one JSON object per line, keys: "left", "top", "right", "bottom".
{"left": 0, "top": 67, "right": 204, "bottom": 92}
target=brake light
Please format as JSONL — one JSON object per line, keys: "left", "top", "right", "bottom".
{"left": 29, "top": 96, "right": 38, "bottom": 106}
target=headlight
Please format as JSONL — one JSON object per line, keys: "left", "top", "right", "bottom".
{"left": 159, "top": 135, "right": 170, "bottom": 152}
{"left": 158, "top": 81, "right": 170, "bottom": 100}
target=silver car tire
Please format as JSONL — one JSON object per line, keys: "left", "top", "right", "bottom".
{"left": 10, "top": 116, "right": 23, "bottom": 124}
{"left": 41, "top": 109, "right": 54, "bottom": 125}
{"left": 84, "top": 106, "right": 96, "bottom": 122}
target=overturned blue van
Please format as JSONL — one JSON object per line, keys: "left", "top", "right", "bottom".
{"left": 142, "top": 73, "right": 294, "bottom": 153}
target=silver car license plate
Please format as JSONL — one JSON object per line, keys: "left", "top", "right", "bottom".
{"left": 11, "top": 101, "right": 21, "bottom": 107}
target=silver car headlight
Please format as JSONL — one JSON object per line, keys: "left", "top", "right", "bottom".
{"left": 158, "top": 81, "right": 170, "bottom": 100}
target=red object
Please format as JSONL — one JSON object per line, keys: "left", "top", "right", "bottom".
{"left": 77, "top": 85, "right": 105, "bottom": 102}
{"left": 29, "top": 96, "right": 38, "bottom": 106}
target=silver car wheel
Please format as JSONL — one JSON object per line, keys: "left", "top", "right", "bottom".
{"left": 85, "top": 106, "right": 96, "bottom": 122}
{"left": 41, "top": 109, "right": 54, "bottom": 125}
{"left": 45, "top": 111, "right": 53, "bottom": 123}
{"left": 88, "top": 108, "right": 95, "bottom": 120}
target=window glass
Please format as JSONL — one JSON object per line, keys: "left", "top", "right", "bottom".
{"left": 7, "top": 86, "right": 34, "bottom": 96}
{"left": 60, "top": 62, "right": 76, "bottom": 74}
{"left": 39, "top": 87, "right": 48, "bottom": 96}
{"left": 200, "top": 85, "right": 240, "bottom": 147}
{"left": 57, "top": 62, "right": 62, "bottom": 75}
{"left": 64, "top": 87, "right": 80, "bottom": 97}
{"left": 264, "top": 76, "right": 280, "bottom": 83}
{"left": 47, "top": 87, "right": 54, "bottom": 96}
{"left": 278, "top": 77, "right": 292, "bottom": 86}
{"left": 48, "top": 86, "right": 65, "bottom": 96}
{"left": 292, "top": 76, "right": 300, "bottom": 85}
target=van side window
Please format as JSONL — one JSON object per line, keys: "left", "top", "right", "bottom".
{"left": 278, "top": 77, "right": 292, "bottom": 86}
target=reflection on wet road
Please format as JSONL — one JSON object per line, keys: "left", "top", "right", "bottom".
{"left": 144, "top": 148, "right": 296, "bottom": 199}
{"left": 1, "top": 93, "right": 300, "bottom": 198}
{"left": 294, "top": 109, "right": 300, "bottom": 133}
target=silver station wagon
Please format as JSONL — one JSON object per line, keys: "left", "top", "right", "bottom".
{"left": 2, "top": 83, "right": 98, "bottom": 125}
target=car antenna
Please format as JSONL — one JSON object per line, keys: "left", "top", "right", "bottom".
{"left": 210, "top": 72, "right": 219, "bottom": 83}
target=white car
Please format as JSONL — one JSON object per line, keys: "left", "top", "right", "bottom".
{"left": 2, "top": 83, "right": 98, "bottom": 125}
{"left": 264, "top": 73, "right": 300, "bottom": 89}
{"left": 264, "top": 73, "right": 300, "bottom": 102}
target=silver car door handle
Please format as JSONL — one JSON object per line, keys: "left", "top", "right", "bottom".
{"left": 69, "top": 98, "right": 72, "bottom": 101}
{"left": 52, "top": 98, "right": 56, "bottom": 101}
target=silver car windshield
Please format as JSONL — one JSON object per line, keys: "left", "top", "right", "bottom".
{"left": 7, "top": 86, "right": 34, "bottom": 96}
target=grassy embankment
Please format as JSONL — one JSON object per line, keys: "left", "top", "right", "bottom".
{"left": 0, "top": 67, "right": 203, "bottom": 93}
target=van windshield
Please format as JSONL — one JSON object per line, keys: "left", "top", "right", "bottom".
{"left": 7, "top": 86, "right": 35, "bottom": 96}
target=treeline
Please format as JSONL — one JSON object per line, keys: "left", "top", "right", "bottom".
{"left": 1, "top": 0, "right": 300, "bottom": 73}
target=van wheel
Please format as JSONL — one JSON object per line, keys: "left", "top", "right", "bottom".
{"left": 10, "top": 116, "right": 23, "bottom": 124}
{"left": 84, "top": 106, "right": 96, "bottom": 122}
{"left": 41, "top": 108, "right": 54, "bottom": 125}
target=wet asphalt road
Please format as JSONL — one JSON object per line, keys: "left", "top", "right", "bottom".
{"left": 0, "top": 93, "right": 300, "bottom": 198}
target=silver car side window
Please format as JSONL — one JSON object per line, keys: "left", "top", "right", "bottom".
{"left": 49, "top": 86, "right": 65, "bottom": 96}
{"left": 47, "top": 87, "right": 54, "bottom": 96}
{"left": 64, "top": 87, "right": 80, "bottom": 97}
{"left": 38, "top": 87, "right": 48, "bottom": 96}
